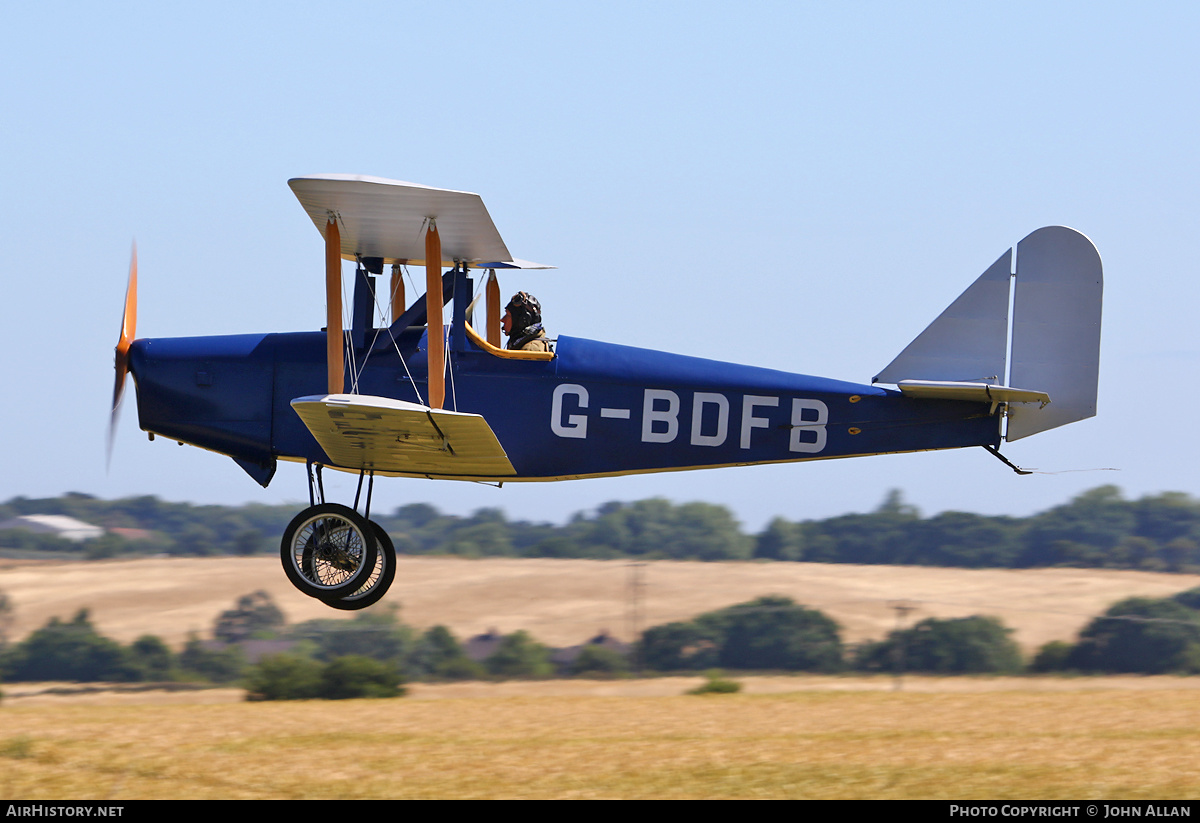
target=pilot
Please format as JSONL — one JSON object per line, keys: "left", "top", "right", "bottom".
{"left": 502, "top": 291, "right": 551, "bottom": 352}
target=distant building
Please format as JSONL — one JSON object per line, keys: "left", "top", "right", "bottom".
{"left": 201, "top": 638, "right": 295, "bottom": 664}
{"left": 550, "top": 630, "right": 631, "bottom": 668}
{"left": 464, "top": 628, "right": 505, "bottom": 662}
{"left": 0, "top": 515, "right": 104, "bottom": 542}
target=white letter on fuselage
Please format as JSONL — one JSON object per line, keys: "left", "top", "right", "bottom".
{"left": 740, "top": 395, "right": 779, "bottom": 449}
{"left": 691, "top": 392, "right": 729, "bottom": 447}
{"left": 789, "top": 398, "right": 828, "bottom": 453}
{"left": 552, "top": 384, "right": 589, "bottom": 439}
{"left": 642, "top": 389, "right": 680, "bottom": 443}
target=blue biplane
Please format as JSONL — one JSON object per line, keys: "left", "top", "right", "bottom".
{"left": 110, "top": 174, "right": 1103, "bottom": 609}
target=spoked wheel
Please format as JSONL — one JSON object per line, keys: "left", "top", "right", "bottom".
{"left": 281, "top": 504, "right": 378, "bottom": 599}
{"left": 320, "top": 521, "right": 397, "bottom": 611}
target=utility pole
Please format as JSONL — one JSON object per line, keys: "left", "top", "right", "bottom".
{"left": 627, "top": 561, "right": 646, "bottom": 675}
{"left": 887, "top": 600, "right": 918, "bottom": 691}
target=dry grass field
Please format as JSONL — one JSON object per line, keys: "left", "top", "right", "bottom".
{"left": 2, "top": 680, "right": 1200, "bottom": 799}
{"left": 3, "top": 557, "right": 1200, "bottom": 799}
{"left": 2, "top": 555, "right": 1199, "bottom": 651}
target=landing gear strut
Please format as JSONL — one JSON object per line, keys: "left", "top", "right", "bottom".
{"left": 279, "top": 464, "right": 397, "bottom": 609}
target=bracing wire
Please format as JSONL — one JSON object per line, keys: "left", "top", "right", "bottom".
{"left": 338, "top": 262, "right": 490, "bottom": 410}
{"left": 340, "top": 272, "right": 359, "bottom": 395}
{"left": 445, "top": 322, "right": 456, "bottom": 411}
{"left": 351, "top": 263, "right": 424, "bottom": 406}
{"left": 392, "top": 264, "right": 425, "bottom": 406}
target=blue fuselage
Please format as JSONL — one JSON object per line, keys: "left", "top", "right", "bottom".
{"left": 127, "top": 328, "right": 1000, "bottom": 486}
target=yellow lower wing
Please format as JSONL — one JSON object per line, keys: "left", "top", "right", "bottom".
{"left": 291, "top": 394, "right": 516, "bottom": 477}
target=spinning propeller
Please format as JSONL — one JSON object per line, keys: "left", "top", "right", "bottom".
{"left": 108, "top": 243, "right": 138, "bottom": 467}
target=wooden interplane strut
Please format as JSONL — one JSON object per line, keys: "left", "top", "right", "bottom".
{"left": 325, "top": 218, "right": 344, "bottom": 395}
{"left": 425, "top": 221, "right": 444, "bottom": 409}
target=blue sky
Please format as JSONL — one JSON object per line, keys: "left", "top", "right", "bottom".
{"left": 2, "top": 2, "right": 1196, "bottom": 530}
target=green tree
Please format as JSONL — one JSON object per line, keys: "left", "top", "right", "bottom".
{"left": 0, "top": 529, "right": 75, "bottom": 554}
{"left": 214, "top": 591, "right": 285, "bottom": 643}
{"left": 754, "top": 518, "right": 804, "bottom": 561}
{"left": 232, "top": 529, "right": 266, "bottom": 556}
{"left": 687, "top": 670, "right": 742, "bottom": 694}
{"left": 1172, "top": 586, "right": 1200, "bottom": 611}
{"left": 408, "top": 625, "right": 483, "bottom": 679}
{"left": 907, "top": 615, "right": 1022, "bottom": 673}
{"left": 171, "top": 523, "right": 218, "bottom": 556}
{"left": 0, "top": 609, "right": 138, "bottom": 682}
{"left": 82, "top": 533, "right": 129, "bottom": 560}
{"left": 10, "top": 484, "right": 1200, "bottom": 569}
{"left": 0, "top": 590, "right": 12, "bottom": 649}
{"left": 1019, "top": 486, "right": 1135, "bottom": 567}
{"left": 529, "top": 535, "right": 594, "bottom": 559}
{"left": 856, "top": 615, "right": 1023, "bottom": 674}
{"left": 1162, "top": 538, "right": 1200, "bottom": 573}
{"left": 638, "top": 620, "right": 722, "bottom": 671}
{"left": 806, "top": 512, "right": 904, "bottom": 565}
{"left": 570, "top": 644, "right": 630, "bottom": 677}
{"left": 434, "top": 656, "right": 488, "bottom": 680}
{"left": 318, "top": 655, "right": 406, "bottom": 699}
{"left": 244, "top": 653, "right": 322, "bottom": 700}
{"left": 1068, "top": 598, "right": 1200, "bottom": 674}
{"left": 568, "top": 499, "right": 751, "bottom": 560}
{"left": 710, "top": 596, "right": 844, "bottom": 672}
{"left": 1029, "top": 640, "right": 1074, "bottom": 673}
{"left": 639, "top": 597, "right": 844, "bottom": 672}
{"left": 128, "top": 635, "right": 175, "bottom": 680}
{"left": 179, "top": 633, "right": 247, "bottom": 683}
{"left": 289, "top": 607, "right": 414, "bottom": 665}
{"left": 911, "top": 511, "right": 1021, "bottom": 568}
{"left": 486, "top": 631, "right": 554, "bottom": 678}
{"left": 877, "top": 488, "right": 919, "bottom": 518}
{"left": 672, "top": 503, "right": 754, "bottom": 560}
{"left": 1133, "top": 492, "right": 1200, "bottom": 546}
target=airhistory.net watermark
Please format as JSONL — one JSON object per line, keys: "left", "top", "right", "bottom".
{"left": 5, "top": 807, "right": 124, "bottom": 817}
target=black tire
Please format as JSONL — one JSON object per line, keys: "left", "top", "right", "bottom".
{"left": 281, "top": 504, "right": 377, "bottom": 599}
{"left": 320, "top": 521, "right": 397, "bottom": 611}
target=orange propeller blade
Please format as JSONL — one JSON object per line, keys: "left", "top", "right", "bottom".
{"left": 117, "top": 242, "right": 138, "bottom": 357}
{"left": 108, "top": 243, "right": 138, "bottom": 467}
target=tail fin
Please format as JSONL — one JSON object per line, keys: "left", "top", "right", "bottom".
{"left": 873, "top": 227, "right": 1102, "bottom": 442}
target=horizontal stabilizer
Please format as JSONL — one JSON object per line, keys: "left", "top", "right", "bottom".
{"left": 291, "top": 394, "right": 516, "bottom": 477}
{"left": 897, "top": 380, "right": 1050, "bottom": 408}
